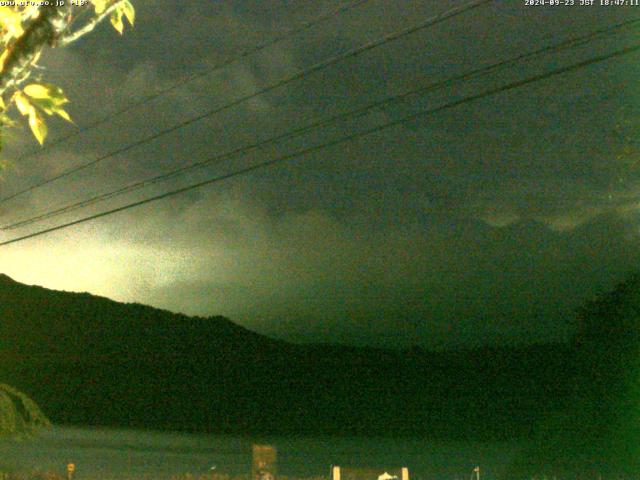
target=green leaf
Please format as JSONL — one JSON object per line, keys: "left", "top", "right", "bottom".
{"left": 21, "top": 86, "right": 72, "bottom": 124}
{"left": 55, "top": 108, "right": 72, "bottom": 123}
{"left": 28, "top": 109, "right": 47, "bottom": 145}
{"left": 23, "top": 84, "right": 49, "bottom": 99}
{"left": 93, "top": 0, "right": 108, "bottom": 14}
{"left": 24, "top": 83, "right": 68, "bottom": 105}
{"left": 0, "top": 7, "right": 24, "bottom": 40}
{"left": 110, "top": 9, "right": 124, "bottom": 34}
{"left": 29, "top": 97, "right": 61, "bottom": 114}
{"left": 122, "top": 0, "right": 135, "bottom": 26}
{"left": 14, "top": 92, "right": 31, "bottom": 116}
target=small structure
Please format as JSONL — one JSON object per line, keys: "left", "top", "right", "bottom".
{"left": 377, "top": 473, "right": 397, "bottom": 480}
{"left": 66, "top": 463, "right": 75, "bottom": 480}
{"left": 252, "top": 444, "right": 277, "bottom": 480}
{"left": 331, "top": 467, "right": 409, "bottom": 480}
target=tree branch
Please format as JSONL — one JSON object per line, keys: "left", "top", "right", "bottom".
{"left": 58, "top": 1, "right": 123, "bottom": 47}
{"left": 0, "top": 5, "right": 73, "bottom": 99}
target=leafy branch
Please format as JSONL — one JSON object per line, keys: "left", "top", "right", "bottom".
{"left": 0, "top": 0, "right": 135, "bottom": 146}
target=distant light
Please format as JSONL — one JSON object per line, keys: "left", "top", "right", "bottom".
{"left": 378, "top": 473, "right": 398, "bottom": 480}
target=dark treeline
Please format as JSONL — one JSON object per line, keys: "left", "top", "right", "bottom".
{"left": 0, "top": 273, "right": 637, "bottom": 476}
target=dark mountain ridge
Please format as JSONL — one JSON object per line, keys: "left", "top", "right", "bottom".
{"left": 0, "top": 274, "right": 587, "bottom": 443}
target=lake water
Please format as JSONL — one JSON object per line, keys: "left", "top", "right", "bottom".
{"left": 0, "top": 427, "right": 526, "bottom": 480}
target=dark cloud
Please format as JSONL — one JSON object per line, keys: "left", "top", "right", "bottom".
{"left": 0, "top": 0, "right": 638, "bottom": 348}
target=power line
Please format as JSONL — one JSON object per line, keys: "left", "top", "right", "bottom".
{"left": 0, "top": 0, "right": 493, "bottom": 204}
{"left": 3, "top": 16, "right": 638, "bottom": 231}
{"left": 10, "top": 0, "right": 373, "bottom": 162}
{"left": 1, "top": 43, "right": 638, "bottom": 247}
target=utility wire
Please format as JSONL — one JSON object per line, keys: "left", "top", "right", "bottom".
{"left": 3, "top": 16, "right": 638, "bottom": 231}
{"left": 0, "top": 0, "right": 493, "bottom": 205}
{"left": 1, "top": 43, "right": 638, "bottom": 247}
{"left": 10, "top": 0, "right": 373, "bottom": 162}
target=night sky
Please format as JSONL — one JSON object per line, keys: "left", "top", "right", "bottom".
{"left": 0, "top": 0, "right": 638, "bottom": 348}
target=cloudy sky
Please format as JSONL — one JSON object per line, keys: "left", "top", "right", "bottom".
{"left": 0, "top": 0, "right": 638, "bottom": 348}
